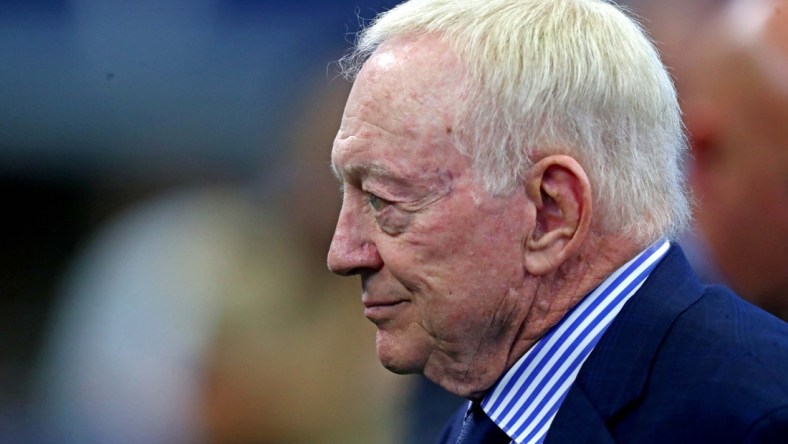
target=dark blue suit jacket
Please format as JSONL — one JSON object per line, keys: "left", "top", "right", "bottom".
{"left": 437, "top": 246, "right": 788, "bottom": 443}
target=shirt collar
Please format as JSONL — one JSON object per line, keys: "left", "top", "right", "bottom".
{"left": 479, "top": 240, "right": 671, "bottom": 444}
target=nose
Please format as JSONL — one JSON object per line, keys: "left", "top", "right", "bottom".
{"left": 327, "top": 202, "right": 383, "bottom": 276}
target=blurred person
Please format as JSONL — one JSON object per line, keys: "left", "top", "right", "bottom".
{"left": 30, "top": 80, "right": 405, "bottom": 444}
{"left": 676, "top": 0, "right": 788, "bottom": 320}
{"left": 327, "top": 0, "right": 788, "bottom": 443}
{"left": 201, "top": 80, "right": 407, "bottom": 444}
{"left": 32, "top": 188, "right": 258, "bottom": 444}
{"left": 619, "top": 0, "right": 730, "bottom": 71}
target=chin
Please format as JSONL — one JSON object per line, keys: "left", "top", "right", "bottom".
{"left": 375, "top": 328, "right": 428, "bottom": 375}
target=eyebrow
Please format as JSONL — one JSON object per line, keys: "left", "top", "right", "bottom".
{"left": 331, "top": 161, "right": 399, "bottom": 183}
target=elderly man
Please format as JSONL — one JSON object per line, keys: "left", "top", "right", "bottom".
{"left": 327, "top": 0, "right": 788, "bottom": 442}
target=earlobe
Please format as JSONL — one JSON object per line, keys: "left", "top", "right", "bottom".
{"left": 523, "top": 155, "right": 592, "bottom": 275}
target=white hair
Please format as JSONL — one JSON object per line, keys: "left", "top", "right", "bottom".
{"left": 339, "top": 0, "right": 690, "bottom": 245}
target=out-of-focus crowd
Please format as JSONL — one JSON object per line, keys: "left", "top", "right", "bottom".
{"left": 1, "top": 0, "right": 785, "bottom": 443}
{"left": 631, "top": 0, "right": 787, "bottom": 321}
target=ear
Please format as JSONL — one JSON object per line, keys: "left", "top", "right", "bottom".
{"left": 523, "top": 155, "right": 592, "bottom": 275}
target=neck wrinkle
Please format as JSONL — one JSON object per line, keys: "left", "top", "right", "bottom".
{"left": 504, "top": 234, "right": 642, "bottom": 372}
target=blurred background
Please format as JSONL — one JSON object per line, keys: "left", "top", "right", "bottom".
{"left": 1, "top": 1, "right": 414, "bottom": 443}
{"left": 0, "top": 0, "right": 785, "bottom": 443}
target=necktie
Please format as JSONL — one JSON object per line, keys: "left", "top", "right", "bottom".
{"left": 455, "top": 402, "right": 511, "bottom": 444}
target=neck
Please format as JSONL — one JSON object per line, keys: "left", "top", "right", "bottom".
{"left": 424, "top": 234, "right": 644, "bottom": 400}
{"left": 504, "top": 234, "right": 643, "bottom": 372}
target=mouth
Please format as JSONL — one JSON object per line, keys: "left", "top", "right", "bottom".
{"left": 363, "top": 300, "right": 410, "bottom": 323}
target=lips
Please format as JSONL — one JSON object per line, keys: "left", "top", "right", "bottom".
{"left": 363, "top": 299, "right": 410, "bottom": 323}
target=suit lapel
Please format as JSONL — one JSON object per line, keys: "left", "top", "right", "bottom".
{"left": 547, "top": 245, "right": 705, "bottom": 440}
{"left": 544, "top": 386, "right": 616, "bottom": 444}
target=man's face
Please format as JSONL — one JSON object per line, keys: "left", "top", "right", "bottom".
{"left": 327, "top": 36, "right": 535, "bottom": 393}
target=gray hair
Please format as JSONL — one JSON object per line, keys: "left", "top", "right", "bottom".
{"left": 339, "top": 0, "right": 690, "bottom": 245}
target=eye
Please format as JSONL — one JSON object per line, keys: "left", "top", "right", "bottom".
{"left": 367, "top": 193, "right": 392, "bottom": 211}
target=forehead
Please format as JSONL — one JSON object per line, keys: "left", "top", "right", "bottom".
{"left": 332, "top": 35, "right": 468, "bottom": 180}
{"left": 355, "top": 34, "right": 464, "bottom": 111}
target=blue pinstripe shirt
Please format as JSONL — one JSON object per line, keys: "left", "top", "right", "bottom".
{"left": 478, "top": 240, "right": 671, "bottom": 444}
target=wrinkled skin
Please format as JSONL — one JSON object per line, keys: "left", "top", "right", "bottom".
{"left": 327, "top": 35, "right": 538, "bottom": 397}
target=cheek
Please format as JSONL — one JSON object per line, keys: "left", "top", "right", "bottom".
{"left": 403, "top": 200, "right": 525, "bottom": 268}
{"left": 376, "top": 188, "right": 530, "bottom": 293}
{"left": 406, "top": 216, "right": 526, "bottom": 300}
